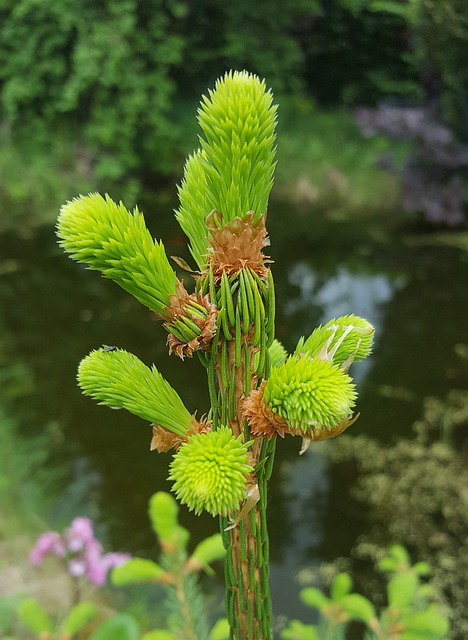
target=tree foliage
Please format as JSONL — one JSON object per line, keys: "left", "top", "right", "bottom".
{"left": 328, "top": 390, "right": 468, "bottom": 639}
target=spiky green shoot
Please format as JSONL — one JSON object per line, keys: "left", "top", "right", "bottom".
{"left": 175, "top": 150, "right": 212, "bottom": 269}
{"left": 296, "top": 315, "right": 375, "bottom": 366}
{"left": 195, "top": 71, "right": 277, "bottom": 227}
{"left": 169, "top": 428, "right": 253, "bottom": 516}
{"left": 57, "top": 193, "right": 178, "bottom": 315}
{"left": 264, "top": 356, "right": 357, "bottom": 433}
{"left": 78, "top": 349, "right": 192, "bottom": 436}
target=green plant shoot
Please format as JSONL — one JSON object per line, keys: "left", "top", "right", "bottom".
{"left": 57, "top": 70, "right": 375, "bottom": 640}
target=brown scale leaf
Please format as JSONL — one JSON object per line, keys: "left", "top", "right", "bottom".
{"left": 205, "top": 211, "right": 272, "bottom": 282}
{"left": 242, "top": 381, "right": 289, "bottom": 440}
{"left": 150, "top": 415, "right": 212, "bottom": 453}
{"left": 161, "top": 281, "right": 218, "bottom": 359}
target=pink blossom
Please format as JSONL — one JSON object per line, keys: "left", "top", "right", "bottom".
{"left": 29, "top": 532, "right": 65, "bottom": 564}
{"left": 66, "top": 517, "right": 95, "bottom": 552}
{"left": 68, "top": 558, "right": 86, "bottom": 577}
{"left": 30, "top": 518, "right": 130, "bottom": 587}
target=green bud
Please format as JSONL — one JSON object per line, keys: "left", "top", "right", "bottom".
{"left": 169, "top": 427, "right": 253, "bottom": 516}
{"left": 264, "top": 356, "right": 356, "bottom": 433}
{"left": 296, "top": 315, "right": 374, "bottom": 366}
{"left": 57, "top": 193, "right": 178, "bottom": 315}
{"left": 78, "top": 348, "right": 192, "bottom": 436}
{"left": 197, "top": 70, "right": 277, "bottom": 224}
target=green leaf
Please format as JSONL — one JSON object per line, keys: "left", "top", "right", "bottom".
{"left": 401, "top": 605, "right": 450, "bottom": 639}
{"left": 189, "top": 534, "right": 225, "bottom": 572}
{"left": 17, "top": 599, "right": 53, "bottom": 634}
{"left": 340, "top": 594, "right": 376, "bottom": 623}
{"left": 148, "top": 491, "right": 189, "bottom": 549}
{"left": 62, "top": 602, "right": 98, "bottom": 634}
{"left": 89, "top": 614, "right": 140, "bottom": 640}
{"left": 111, "top": 558, "right": 165, "bottom": 586}
{"left": 280, "top": 619, "right": 318, "bottom": 640}
{"left": 387, "top": 572, "right": 419, "bottom": 610}
{"left": 142, "top": 631, "right": 177, "bottom": 640}
{"left": 0, "top": 595, "right": 22, "bottom": 633}
{"left": 300, "top": 587, "right": 330, "bottom": 610}
{"left": 331, "top": 573, "right": 353, "bottom": 601}
{"left": 413, "top": 562, "right": 432, "bottom": 577}
{"left": 208, "top": 618, "right": 230, "bottom": 640}
{"left": 388, "top": 545, "right": 410, "bottom": 567}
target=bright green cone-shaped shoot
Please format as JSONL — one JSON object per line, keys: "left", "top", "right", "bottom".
{"left": 264, "top": 355, "right": 357, "bottom": 432}
{"left": 169, "top": 427, "right": 253, "bottom": 516}
{"left": 296, "top": 315, "right": 375, "bottom": 366}
{"left": 57, "top": 193, "right": 178, "bottom": 315}
{"left": 176, "top": 71, "right": 277, "bottom": 258}
{"left": 78, "top": 349, "right": 192, "bottom": 436}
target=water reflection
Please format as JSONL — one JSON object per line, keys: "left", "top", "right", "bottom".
{"left": 1, "top": 203, "right": 468, "bottom": 620}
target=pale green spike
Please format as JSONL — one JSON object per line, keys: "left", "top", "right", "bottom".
{"left": 169, "top": 427, "right": 253, "bottom": 516}
{"left": 197, "top": 71, "right": 277, "bottom": 224}
{"left": 57, "top": 193, "right": 178, "bottom": 315}
{"left": 78, "top": 349, "right": 192, "bottom": 435}
{"left": 175, "top": 151, "right": 212, "bottom": 269}
{"left": 264, "top": 355, "right": 356, "bottom": 432}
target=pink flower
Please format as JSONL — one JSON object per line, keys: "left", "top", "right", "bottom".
{"left": 68, "top": 558, "right": 86, "bottom": 577}
{"left": 30, "top": 518, "right": 130, "bottom": 587}
{"left": 66, "top": 517, "right": 95, "bottom": 553}
{"left": 30, "top": 532, "right": 66, "bottom": 564}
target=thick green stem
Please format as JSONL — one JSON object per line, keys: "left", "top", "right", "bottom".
{"left": 215, "top": 331, "right": 275, "bottom": 639}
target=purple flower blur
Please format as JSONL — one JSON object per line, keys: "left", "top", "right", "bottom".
{"left": 30, "top": 517, "right": 130, "bottom": 587}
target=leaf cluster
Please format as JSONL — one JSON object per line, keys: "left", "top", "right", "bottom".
{"left": 328, "top": 390, "right": 468, "bottom": 638}
{"left": 281, "top": 545, "right": 449, "bottom": 640}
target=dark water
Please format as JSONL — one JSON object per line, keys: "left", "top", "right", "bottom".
{"left": 1, "top": 201, "right": 468, "bottom": 624}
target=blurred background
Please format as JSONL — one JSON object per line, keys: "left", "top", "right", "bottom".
{"left": 1, "top": 0, "right": 468, "bottom": 638}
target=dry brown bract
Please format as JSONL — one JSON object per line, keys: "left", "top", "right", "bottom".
{"left": 242, "top": 381, "right": 289, "bottom": 440}
{"left": 162, "top": 281, "right": 218, "bottom": 358}
{"left": 206, "top": 211, "right": 271, "bottom": 282}
{"left": 150, "top": 415, "right": 212, "bottom": 453}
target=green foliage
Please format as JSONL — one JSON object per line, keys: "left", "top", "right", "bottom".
{"left": 57, "top": 194, "right": 178, "bottom": 314}
{"left": 89, "top": 614, "right": 140, "bottom": 640}
{"left": 328, "top": 391, "right": 468, "bottom": 638}
{"left": 16, "top": 598, "right": 98, "bottom": 637}
{"left": 62, "top": 602, "right": 99, "bottom": 635}
{"left": 112, "top": 559, "right": 166, "bottom": 586}
{"left": 304, "top": 0, "right": 421, "bottom": 105}
{"left": 78, "top": 348, "right": 192, "bottom": 435}
{"left": 0, "top": 0, "right": 185, "bottom": 181}
{"left": 149, "top": 492, "right": 188, "bottom": 548}
{"left": 415, "top": 0, "right": 468, "bottom": 139}
{"left": 17, "top": 598, "right": 53, "bottom": 635}
{"left": 281, "top": 546, "right": 449, "bottom": 639}
{"left": 110, "top": 491, "right": 226, "bottom": 640}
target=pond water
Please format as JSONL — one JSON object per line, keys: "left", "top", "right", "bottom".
{"left": 1, "top": 200, "right": 468, "bottom": 624}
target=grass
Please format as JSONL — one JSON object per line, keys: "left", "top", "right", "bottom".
{"left": 275, "top": 97, "right": 411, "bottom": 216}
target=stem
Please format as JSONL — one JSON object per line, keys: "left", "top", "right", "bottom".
{"left": 216, "top": 334, "right": 275, "bottom": 639}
